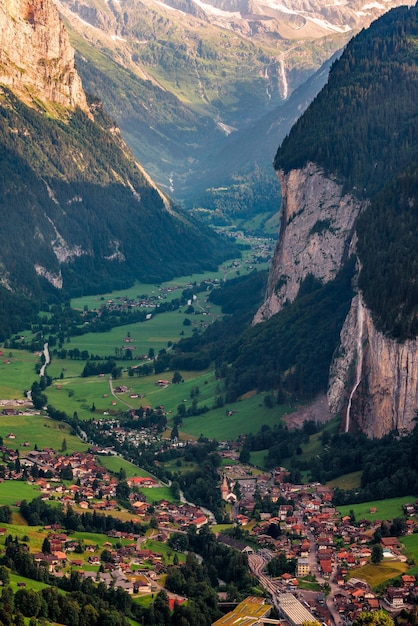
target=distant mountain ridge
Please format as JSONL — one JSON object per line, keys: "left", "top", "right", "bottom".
{"left": 55, "top": 0, "right": 413, "bottom": 212}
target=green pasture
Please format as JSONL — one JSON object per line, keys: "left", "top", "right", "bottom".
{"left": 400, "top": 534, "right": 418, "bottom": 574}
{"left": 350, "top": 561, "right": 408, "bottom": 589}
{"left": 9, "top": 572, "right": 60, "bottom": 594}
{"left": 0, "top": 523, "right": 46, "bottom": 551}
{"left": 337, "top": 496, "right": 414, "bottom": 521}
{"left": 72, "top": 531, "right": 133, "bottom": 549}
{"left": 294, "top": 417, "right": 340, "bottom": 465}
{"left": 46, "top": 376, "right": 112, "bottom": 419}
{"left": 70, "top": 265, "right": 238, "bottom": 312}
{"left": 211, "top": 524, "right": 234, "bottom": 534}
{"left": 144, "top": 538, "right": 185, "bottom": 564}
{"left": 178, "top": 394, "right": 293, "bottom": 441}
{"left": 133, "top": 369, "right": 217, "bottom": 414}
{"left": 162, "top": 459, "right": 199, "bottom": 476}
{"left": 298, "top": 578, "right": 321, "bottom": 591}
{"left": 0, "top": 350, "right": 40, "bottom": 397}
{"left": 95, "top": 455, "right": 154, "bottom": 479}
{"left": 0, "top": 482, "right": 42, "bottom": 509}
{"left": 0, "top": 413, "right": 88, "bottom": 453}
{"left": 133, "top": 595, "right": 155, "bottom": 608}
{"left": 327, "top": 471, "right": 363, "bottom": 490}
{"left": 250, "top": 450, "right": 268, "bottom": 469}
{"left": 60, "top": 301, "right": 222, "bottom": 359}
{"left": 139, "top": 486, "right": 174, "bottom": 503}
{"left": 46, "top": 367, "right": 220, "bottom": 421}
{"left": 47, "top": 357, "right": 87, "bottom": 380}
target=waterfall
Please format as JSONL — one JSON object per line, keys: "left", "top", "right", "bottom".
{"left": 345, "top": 296, "right": 364, "bottom": 432}
{"left": 279, "top": 58, "right": 288, "bottom": 100}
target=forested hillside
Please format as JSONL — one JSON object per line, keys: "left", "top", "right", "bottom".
{"left": 0, "top": 89, "right": 231, "bottom": 301}
{"left": 273, "top": 5, "right": 418, "bottom": 342}
{"left": 274, "top": 6, "right": 418, "bottom": 197}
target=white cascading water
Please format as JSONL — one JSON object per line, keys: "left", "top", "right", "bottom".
{"left": 345, "top": 296, "right": 364, "bottom": 432}
{"left": 279, "top": 58, "right": 288, "bottom": 100}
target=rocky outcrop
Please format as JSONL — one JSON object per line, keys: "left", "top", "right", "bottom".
{"left": 0, "top": 0, "right": 88, "bottom": 110}
{"left": 255, "top": 161, "right": 418, "bottom": 438}
{"left": 254, "top": 162, "right": 364, "bottom": 323}
{"left": 329, "top": 294, "right": 418, "bottom": 437}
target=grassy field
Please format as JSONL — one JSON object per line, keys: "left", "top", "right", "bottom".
{"left": 9, "top": 572, "right": 62, "bottom": 594}
{"left": 179, "top": 393, "right": 293, "bottom": 440}
{"left": 337, "top": 496, "right": 414, "bottom": 521}
{"left": 350, "top": 562, "right": 408, "bottom": 588}
{"left": 70, "top": 269, "right": 235, "bottom": 312}
{"left": 400, "top": 534, "right": 418, "bottom": 576}
{"left": 0, "top": 413, "right": 88, "bottom": 452}
{"left": 250, "top": 450, "right": 268, "bottom": 469}
{"left": 0, "top": 522, "right": 46, "bottom": 551}
{"left": 144, "top": 538, "right": 185, "bottom": 564}
{"left": 95, "top": 455, "right": 154, "bottom": 478}
{"left": 327, "top": 471, "right": 363, "bottom": 490}
{"left": 59, "top": 306, "right": 222, "bottom": 357}
{"left": 0, "top": 350, "right": 40, "bottom": 397}
{"left": 45, "top": 360, "right": 297, "bottom": 442}
{"left": 0, "top": 482, "right": 42, "bottom": 508}
{"left": 139, "top": 486, "right": 174, "bottom": 503}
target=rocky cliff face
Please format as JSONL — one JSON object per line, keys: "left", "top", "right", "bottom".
{"left": 329, "top": 294, "right": 418, "bottom": 437}
{"left": 0, "top": 0, "right": 88, "bottom": 110}
{"left": 254, "top": 162, "right": 363, "bottom": 323}
{"left": 257, "top": 162, "right": 418, "bottom": 437}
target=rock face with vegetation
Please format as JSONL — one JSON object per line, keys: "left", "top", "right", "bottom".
{"left": 0, "top": 0, "right": 229, "bottom": 305}
{"left": 254, "top": 162, "right": 363, "bottom": 322}
{"left": 0, "top": 0, "right": 88, "bottom": 110}
{"left": 256, "top": 5, "right": 418, "bottom": 437}
{"left": 329, "top": 295, "right": 418, "bottom": 437}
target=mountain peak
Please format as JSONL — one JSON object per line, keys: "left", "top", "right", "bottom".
{"left": 0, "top": 0, "right": 89, "bottom": 111}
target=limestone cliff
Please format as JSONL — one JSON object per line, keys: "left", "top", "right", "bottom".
{"left": 254, "top": 162, "right": 363, "bottom": 323}
{"left": 257, "top": 161, "right": 418, "bottom": 438}
{"left": 0, "top": 0, "right": 88, "bottom": 110}
{"left": 329, "top": 294, "right": 418, "bottom": 437}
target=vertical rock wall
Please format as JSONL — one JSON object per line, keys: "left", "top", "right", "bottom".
{"left": 329, "top": 295, "right": 418, "bottom": 437}
{"left": 254, "top": 162, "right": 363, "bottom": 323}
{"left": 0, "top": 0, "right": 88, "bottom": 110}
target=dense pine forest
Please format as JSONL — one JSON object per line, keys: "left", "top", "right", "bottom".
{"left": 273, "top": 5, "right": 418, "bottom": 342}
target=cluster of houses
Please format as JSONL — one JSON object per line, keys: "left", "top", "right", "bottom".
{"left": 6, "top": 447, "right": 210, "bottom": 531}
{"left": 219, "top": 457, "right": 418, "bottom": 623}
{"left": 29, "top": 528, "right": 170, "bottom": 595}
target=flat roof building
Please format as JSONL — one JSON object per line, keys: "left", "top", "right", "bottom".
{"left": 212, "top": 596, "right": 276, "bottom": 626}
{"left": 277, "top": 593, "right": 318, "bottom": 626}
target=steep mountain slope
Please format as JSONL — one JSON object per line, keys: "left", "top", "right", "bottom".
{"left": 255, "top": 5, "right": 418, "bottom": 436}
{"left": 0, "top": 0, "right": 230, "bottom": 304}
{"left": 54, "top": 0, "right": 412, "bottom": 210}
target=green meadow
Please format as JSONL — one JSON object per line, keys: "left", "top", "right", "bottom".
{"left": 337, "top": 496, "right": 414, "bottom": 521}
{"left": 179, "top": 393, "right": 293, "bottom": 440}
{"left": 399, "top": 535, "right": 418, "bottom": 577}
{"left": 0, "top": 413, "right": 88, "bottom": 452}
{"left": 143, "top": 538, "right": 185, "bottom": 564}
{"left": 0, "top": 350, "right": 40, "bottom": 397}
{"left": 0, "top": 482, "right": 41, "bottom": 509}
{"left": 96, "top": 455, "right": 154, "bottom": 479}
{"left": 250, "top": 450, "right": 268, "bottom": 469}
{"left": 139, "top": 486, "right": 174, "bottom": 503}
{"left": 327, "top": 471, "right": 363, "bottom": 490}
{"left": 69, "top": 258, "right": 259, "bottom": 312}
{"left": 9, "top": 572, "right": 61, "bottom": 594}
